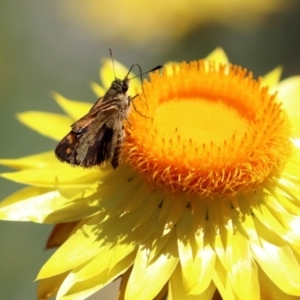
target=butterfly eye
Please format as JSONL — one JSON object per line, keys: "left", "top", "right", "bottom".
{"left": 122, "top": 82, "right": 129, "bottom": 93}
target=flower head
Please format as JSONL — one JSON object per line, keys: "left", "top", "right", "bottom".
{"left": 1, "top": 49, "right": 300, "bottom": 300}
{"left": 125, "top": 60, "right": 291, "bottom": 198}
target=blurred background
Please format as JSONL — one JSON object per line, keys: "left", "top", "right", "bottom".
{"left": 0, "top": 0, "right": 300, "bottom": 299}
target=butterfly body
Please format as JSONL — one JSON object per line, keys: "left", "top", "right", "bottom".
{"left": 55, "top": 77, "right": 131, "bottom": 169}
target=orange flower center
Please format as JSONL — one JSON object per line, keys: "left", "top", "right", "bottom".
{"left": 124, "top": 60, "right": 291, "bottom": 197}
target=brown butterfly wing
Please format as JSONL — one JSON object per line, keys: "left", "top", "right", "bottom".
{"left": 55, "top": 96, "right": 124, "bottom": 167}
{"left": 72, "top": 108, "right": 119, "bottom": 167}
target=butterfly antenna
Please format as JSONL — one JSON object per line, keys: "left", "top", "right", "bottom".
{"left": 126, "top": 64, "right": 136, "bottom": 79}
{"left": 109, "top": 48, "right": 117, "bottom": 79}
{"left": 135, "top": 63, "right": 146, "bottom": 104}
{"left": 129, "top": 65, "right": 162, "bottom": 80}
{"left": 129, "top": 64, "right": 163, "bottom": 104}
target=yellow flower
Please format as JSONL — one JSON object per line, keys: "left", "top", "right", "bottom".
{"left": 1, "top": 48, "right": 300, "bottom": 300}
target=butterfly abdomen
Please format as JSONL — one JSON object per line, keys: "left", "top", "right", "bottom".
{"left": 111, "top": 128, "right": 125, "bottom": 169}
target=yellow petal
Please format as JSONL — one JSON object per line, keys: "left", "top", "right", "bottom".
{"left": 235, "top": 196, "right": 260, "bottom": 244}
{"left": 261, "top": 66, "right": 283, "bottom": 87}
{"left": 71, "top": 206, "right": 148, "bottom": 283}
{"left": 37, "top": 215, "right": 104, "bottom": 279}
{"left": 0, "top": 186, "right": 101, "bottom": 223}
{"left": 254, "top": 196, "right": 300, "bottom": 247}
{"left": 251, "top": 217, "right": 300, "bottom": 295}
{"left": 72, "top": 243, "right": 135, "bottom": 283}
{"left": 258, "top": 264, "right": 300, "bottom": 300}
{"left": 164, "top": 48, "right": 228, "bottom": 77}
{"left": 176, "top": 210, "right": 201, "bottom": 292}
{"left": 46, "top": 222, "right": 79, "bottom": 248}
{"left": 163, "top": 62, "right": 181, "bottom": 76}
{"left": 162, "top": 194, "right": 188, "bottom": 235}
{"left": 276, "top": 76, "right": 300, "bottom": 136}
{"left": 189, "top": 243, "right": 216, "bottom": 295}
{"left": 212, "top": 258, "right": 236, "bottom": 300}
{"left": 57, "top": 253, "right": 134, "bottom": 300}
{"left": 169, "top": 265, "right": 216, "bottom": 300}
{"left": 206, "top": 200, "right": 230, "bottom": 271}
{"left": 37, "top": 272, "right": 69, "bottom": 300}
{"left": 17, "top": 112, "right": 72, "bottom": 141}
{"left": 205, "top": 47, "right": 229, "bottom": 64}
{"left": 56, "top": 206, "right": 161, "bottom": 299}
{"left": 0, "top": 187, "right": 64, "bottom": 222}
{"left": 146, "top": 203, "right": 176, "bottom": 262}
{"left": 188, "top": 200, "right": 216, "bottom": 295}
{"left": 280, "top": 146, "right": 300, "bottom": 196}
{"left": 128, "top": 186, "right": 163, "bottom": 229}
{"left": 228, "top": 226, "right": 260, "bottom": 299}
{"left": 53, "top": 92, "right": 92, "bottom": 120}
{"left": 1, "top": 164, "right": 99, "bottom": 187}
{"left": 125, "top": 231, "right": 179, "bottom": 300}
{"left": 89, "top": 82, "right": 105, "bottom": 98}
{"left": 274, "top": 183, "right": 300, "bottom": 217}
{"left": 0, "top": 151, "right": 55, "bottom": 170}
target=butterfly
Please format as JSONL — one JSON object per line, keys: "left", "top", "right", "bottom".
{"left": 55, "top": 60, "right": 161, "bottom": 169}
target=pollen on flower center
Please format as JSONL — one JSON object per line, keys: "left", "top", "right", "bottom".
{"left": 124, "top": 60, "right": 292, "bottom": 197}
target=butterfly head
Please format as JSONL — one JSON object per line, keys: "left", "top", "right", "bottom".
{"left": 110, "top": 78, "right": 129, "bottom": 94}
{"left": 121, "top": 77, "right": 130, "bottom": 93}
